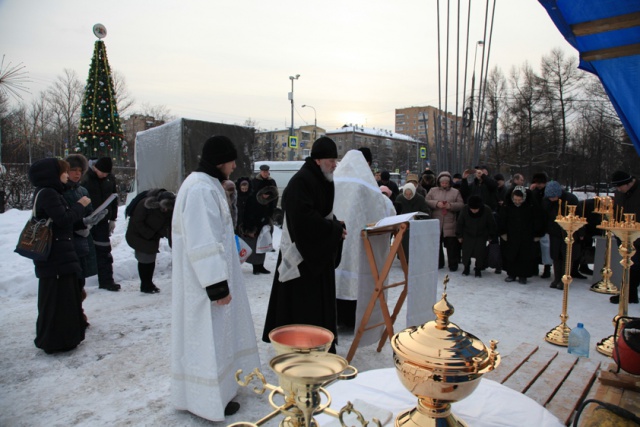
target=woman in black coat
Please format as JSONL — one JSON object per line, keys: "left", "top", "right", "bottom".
{"left": 125, "top": 189, "right": 175, "bottom": 293}
{"left": 456, "top": 195, "right": 497, "bottom": 277}
{"left": 235, "top": 176, "right": 252, "bottom": 235}
{"left": 498, "top": 186, "right": 544, "bottom": 284}
{"left": 28, "top": 158, "right": 91, "bottom": 354}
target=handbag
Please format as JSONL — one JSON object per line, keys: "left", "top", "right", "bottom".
{"left": 14, "top": 190, "right": 53, "bottom": 261}
{"left": 256, "top": 224, "right": 273, "bottom": 254}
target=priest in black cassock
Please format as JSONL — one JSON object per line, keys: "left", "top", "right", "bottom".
{"left": 262, "top": 137, "right": 347, "bottom": 353}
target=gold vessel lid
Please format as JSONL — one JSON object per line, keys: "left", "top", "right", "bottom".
{"left": 391, "top": 276, "right": 495, "bottom": 374}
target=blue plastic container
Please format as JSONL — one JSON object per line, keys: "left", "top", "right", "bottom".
{"left": 567, "top": 323, "right": 590, "bottom": 358}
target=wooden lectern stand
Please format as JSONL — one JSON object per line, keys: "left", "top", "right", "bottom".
{"left": 345, "top": 220, "right": 411, "bottom": 363}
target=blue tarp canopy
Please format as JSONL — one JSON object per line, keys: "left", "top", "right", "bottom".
{"left": 539, "top": 1, "right": 640, "bottom": 155}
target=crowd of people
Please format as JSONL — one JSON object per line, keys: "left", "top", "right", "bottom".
{"left": 20, "top": 134, "right": 639, "bottom": 422}
{"left": 374, "top": 164, "right": 639, "bottom": 297}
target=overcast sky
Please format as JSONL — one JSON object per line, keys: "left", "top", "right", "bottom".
{"left": 0, "top": 0, "right": 573, "bottom": 132}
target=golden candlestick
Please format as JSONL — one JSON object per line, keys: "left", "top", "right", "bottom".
{"left": 591, "top": 196, "right": 619, "bottom": 294}
{"left": 545, "top": 205, "right": 587, "bottom": 346}
{"left": 596, "top": 213, "right": 640, "bottom": 357}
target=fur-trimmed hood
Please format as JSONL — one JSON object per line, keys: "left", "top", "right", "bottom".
{"left": 143, "top": 188, "right": 176, "bottom": 211}
{"left": 256, "top": 185, "right": 279, "bottom": 205}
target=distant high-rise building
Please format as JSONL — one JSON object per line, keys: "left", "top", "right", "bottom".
{"left": 395, "top": 105, "right": 469, "bottom": 170}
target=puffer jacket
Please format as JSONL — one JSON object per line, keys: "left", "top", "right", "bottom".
{"left": 28, "top": 158, "right": 85, "bottom": 278}
{"left": 426, "top": 171, "right": 464, "bottom": 237}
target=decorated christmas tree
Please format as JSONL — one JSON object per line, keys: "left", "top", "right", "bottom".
{"left": 77, "top": 25, "right": 126, "bottom": 163}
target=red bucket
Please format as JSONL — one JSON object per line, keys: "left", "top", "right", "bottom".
{"left": 613, "top": 317, "right": 640, "bottom": 375}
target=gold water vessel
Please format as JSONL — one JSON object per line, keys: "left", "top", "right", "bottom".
{"left": 391, "top": 276, "right": 501, "bottom": 427}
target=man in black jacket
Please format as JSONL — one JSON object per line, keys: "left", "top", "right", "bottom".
{"left": 262, "top": 137, "right": 347, "bottom": 353}
{"left": 81, "top": 157, "right": 120, "bottom": 291}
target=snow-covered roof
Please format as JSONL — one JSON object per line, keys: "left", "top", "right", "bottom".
{"left": 326, "top": 125, "right": 420, "bottom": 143}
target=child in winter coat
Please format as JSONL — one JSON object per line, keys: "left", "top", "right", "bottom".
{"left": 456, "top": 195, "right": 497, "bottom": 277}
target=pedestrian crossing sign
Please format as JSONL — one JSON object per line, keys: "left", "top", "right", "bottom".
{"left": 289, "top": 136, "right": 298, "bottom": 148}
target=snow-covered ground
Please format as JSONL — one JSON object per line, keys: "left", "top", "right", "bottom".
{"left": 0, "top": 204, "right": 637, "bottom": 426}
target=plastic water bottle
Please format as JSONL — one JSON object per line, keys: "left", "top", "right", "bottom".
{"left": 568, "top": 323, "right": 590, "bottom": 357}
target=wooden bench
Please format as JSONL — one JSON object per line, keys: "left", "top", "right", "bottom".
{"left": 484, "top": 342, "right": 601, "bottom": 426}
{"left": 576, "top": 363, "right": 640, "bottom": 426}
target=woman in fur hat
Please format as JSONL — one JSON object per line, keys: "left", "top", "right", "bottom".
{"left": 63, "top": 153, "right": 108, "bottom": 325}
{"left": 125, "top": 189, "right": 175, "bottom": 293}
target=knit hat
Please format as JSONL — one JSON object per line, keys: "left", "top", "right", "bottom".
{"left": 453, "top": 173, "right": 462, "bottom": 179}
{"left": 66, "top": 154, "right": 89, "bottom": 173}
{"left": 406, "top": 173, "right": 419, "bottom": 183}
{"left": 494, "top": 173, "right": 505, "bottom": 182}
{"left": 532, "top": 172, "right": 548, "bottom": 184}
{"left": 381, "top": 171, "right": 391, "bottom": 181}
{"left": 201, "top": 135, "right": 237, "bottom": 166}
{"left": 468, "top": 195, "right": 483, "bottom": 209}
{"left": 544, "top": 180, "right": 563, "bottom": 198}
{"left": 311, "top": 136, "right": 338, "bottom": 159}
{"left": 94, "top": 157, "right": 112, "bottom": 173}
{"left": 357, "top": 147, "right": 372, "bottom": 164}
{"left": 611, "top": 170, "right": 633, "bottom": 187}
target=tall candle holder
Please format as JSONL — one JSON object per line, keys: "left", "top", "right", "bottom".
{"left": 591, "top": 196, "right": 619, "bottom": 294}
{"left": 596, "top": 213, "right": 640, "bottom": 357}
{"left": 545, "top": 205, "right": 587, "bottom": 346}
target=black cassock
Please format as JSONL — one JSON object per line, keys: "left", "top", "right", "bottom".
{"left": 262, "top": 158, "right": 344, "bottom": 352}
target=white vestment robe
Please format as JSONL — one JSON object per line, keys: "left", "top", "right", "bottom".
{"left": 171, "top": 172, "right": 260, "bottom": 421}
{"left": 333, "top": 150, "right": 396, "bottom": 345}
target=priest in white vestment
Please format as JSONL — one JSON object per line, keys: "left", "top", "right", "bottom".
{"left": 171, "top": 135, "right": 260, "bottom": 421}
{"left": 333, "top": 150, "right": 396, "bottom": 341}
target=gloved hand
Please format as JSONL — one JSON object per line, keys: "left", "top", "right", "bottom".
{"left": 83, "top": 209, "right": 108, "bottom": 227}
{"left": 75, "top": 229, "right": 90, "bottom": 238}
{"left": 109, "top": 220, "right": 116, "bottom": 235}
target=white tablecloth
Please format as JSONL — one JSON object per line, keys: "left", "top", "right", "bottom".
{"left": 315, "top": 368, "right": 564, "bottom": 427}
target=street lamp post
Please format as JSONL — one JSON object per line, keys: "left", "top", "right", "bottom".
{"left": 470, "top": 40, "right": 484, "bottom": 164}
{"left": 302, "top": 104, "right": 317, "bottom": 142}
{"left": 289, "top": 74, "right": 300, "bottom": 138}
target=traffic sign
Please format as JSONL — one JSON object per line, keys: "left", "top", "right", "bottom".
{"left": 289, "top": 136, "right": 298, "bottom": 148}
{"left": 420, "top": 146, "right": 427, "bottom": 159}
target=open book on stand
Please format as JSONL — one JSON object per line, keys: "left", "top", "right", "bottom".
{"left": 365, "top": 211, "right": 430, "bottom": 230}
{"left": 87, "top": 193, "right": 118, "bottom": 219}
